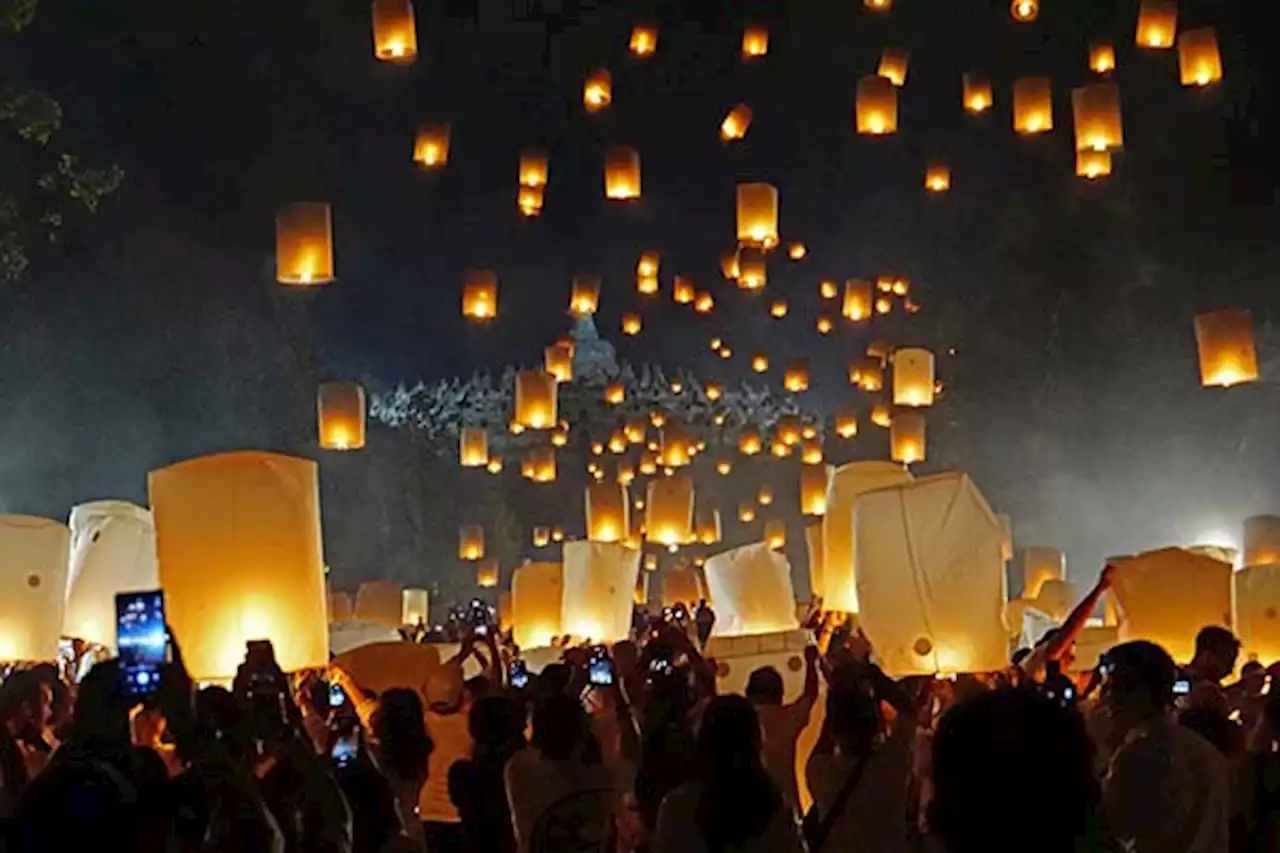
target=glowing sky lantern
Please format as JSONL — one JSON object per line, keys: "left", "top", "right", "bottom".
{"left": 800, "top": 463, "right": 831, "bottom": 515}
{"left": 893, "top": 348, "right": 936, "bottom": 407}
{"left": 514, "top": 370, "right": 558, "bottom": 428}
{"left": 462, "top": 269, "right": 498, "bottom": 320}
{"left": 784, "top": 359, "right": 810, "bottom": 393}
{"left": 584, "top": 68, "right": 612, "bottom": 112}
{"left": 276, "top": 203, "right": 334, "bottom": 285}
{"left": 716, "top": 458, "right": 732, "bottom": 475}
{"left": 696, "top": 508, "right": 722, "bottom": 545}
{"left": 721, "top": 104, "right": 753, "bottom": 141}
{"left": 816, "top": 315, "right": 834, "bottom": 334}
{"left": 1009, "top": 0, "right": 1038, "bottom": 22}
{"left": 621, "top": 313, "right": 642, "bottom": 336}
{"left": 586, "top": 482, "right": 629, "bottom": 543}
{"left": 1244, "top": 516, "right": 1280, "bottom": 569}
{"left": 458, "top": 525, "right": 485, "bottom": 560}
{"left": 0, "top": 515, "right": 69, "bottom": 662}
{"left": 372, "top": 0, "right": 418, "bottom": 63}
{"left": 402, "top": 588, "right": 430, "bottom": 624}
{"left": 835, "top": 409, "right": 858, "bottom": 439}
{"left": 890, "top": 411, "right": 927, "bottom": 464}
{"left": 646, "top": 476, "right": 694, "bottom": 546}
{"left": 1089, "top": 43, "right": 1117, "bottom": 74}
{"left": 519, "top": 149, "right": 549, "bottom": 188}
{"left": 1013, "top": 77, "right": 1053, "bottom": 135}
{"left": 486, "top": 456, "right": 503, "bottom": 474}
{"left": 843, "top": 278, "right": 873, "bottom": 321}
{"left": 523, "top": 447, "right": 556, "bottom": 483}
{"left": 476, "top": 560, "right": 499, "bottom": 588}
{"left": 459, "top": 427, "right": 488, "bottom": 467}
{"left": 924, "top": 164, "right": 951, "bottom": 193}
{"left": 413, "top": 123, "right": 451, "bottom": 168}
{"left": 629, "top": 24, "right": 658, "bottom": 57}
{"left": 604, "top": 147, "right": 641, "bottom": 199}
{"left": 736, "top": 183, "right": 779, "bottom": 249}
{"left": 739, "top": 502, "right": 757, "bottom": 523}
{"left": 963, "top": 72, "right": 993, "bottom": 113}
{"left": 637, "top": 274, "right": 659, "bottom": 295}
{"left": 704, "top": 381, "right": 723, "bottom": 401}
{"left": 877, "top": 48, "right": 909, "bottom": 87}
{"left": 751, "top": 353, "right": 769, "bottom": 373}
{"left": 737, "top": 248, "right": 767, "bottom": 290}
{"left": 770, "top": 299, "right": 788, "bottom": 318}
{"left": 856, "top": 75, "right": 898, "bottom": 135}
{"left": 544, "top": 341, "right": 574, "bottom": 383}
{"left": 532, "top": 526, "right": 551, "bottom": 547}
{"left": 569, "top": 273, "right": 601, "bottom": 316}
{"left": 1178, "top": 28, "right": 1223, "bottom": 87}
{"left": 1076, "top": 149, "right": 1112, "bottom": 180}
{"left": 739, "top": 428, "right": 763, "bottom": 455}
{"left": 1194, "top": 309, "right": 1258, "bottom": 388}
{"left": 1135, "top": 0, "right": 1177, "bottom": 49}
{"left": 672, "top": 276, "right": 695, "bottom": 305}
{"left": 637, "top": 250, "right": 660, "bottom": 278}
{"left": 871, "top": 402, "right": 892, "bottom": 428}
{"left": 819, "top": 280, "right": 838, "bottom": 299}
{"left": 788, "top": 243, "right": 807, "bottom": 260}
{"left": 317, "top": 382, "right": 366, "bottom": 451}
{"left": 511, "top": 561, "right": 562, "bottom": 648}
{"left": 694, "top": 291, "right": 714, "bottom": 313}
{"left": 864, "top": 0, "right": 892, "bottom": 10}
{"left": 517, "top": 184, "right": 544, "bottom": 217}
{"left": 741, "top": 26, "right": 769, "bottom": 59}
{"left": 720, "top": 250, "right": 740, "bottom": 280}
{"left": 1071, "top": 83, "right": 1124, "bottom": 152}
{"left": 765, "top": 519, "right": 787, "bottom": 550}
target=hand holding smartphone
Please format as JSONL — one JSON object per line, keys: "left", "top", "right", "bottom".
{"left": 116, "top": 590, "right": 169, "bottom": 699}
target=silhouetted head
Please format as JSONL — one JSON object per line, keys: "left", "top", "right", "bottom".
{"left": 744, "top": 666, "right": 784, "bottom": 707}
{"left": 468, "top": 694, "right": 526, "bottom": 761}
{"left": 1102, "top": 640, "right": 1177, "bottom": 738}
{"left": 372, "top": 688, "right": 433, "bottom": 784}
{"left": 1192, "top": 626, "right": 1240, "bottom": 683}
{"left": 531, "top": 693, "right": 590, "bottom": 761}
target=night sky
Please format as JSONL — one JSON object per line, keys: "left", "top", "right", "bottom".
{"left": 2, "top": 0, "right": 1278, "bottom": 579}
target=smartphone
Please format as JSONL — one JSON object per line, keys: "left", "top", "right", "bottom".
{"left": 328, "top": 682, "right": 347, "bottom": 708}
{"left": 331, "top": 735, "right": 358, "bottom": 765}
{"left": 509, "top": 659, "right": 530, "bottom": 689}
{"left": 588, "top": 649, "right": 614, "bottom": 686}
{"left": 115, "top": 590, "right": 168, "bottom": 699}
{"left": 1174, "top": 679, "right": 1191, "bottom": 695}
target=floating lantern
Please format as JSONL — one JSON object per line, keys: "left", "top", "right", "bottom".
{"left": 604, "top": 147, "right": 641, "bottom": 199}
{"left": 618, "top": 463, "right": 635, "bottom": 485}
{"left": 890, "top": 412, "right": 926, "bottom": 464}
{"left": 637, "top": 250, "right": 660, "bottom": 278}
{"left": 413, "top": 123, "right": 450, "bottom": 168}
{"left": 586, "top": 482, "right": 629, "bottom": 543}
{"left": 709, "top": 337, "right": 723, "bottom": 352}
{"left": 1010, "top": 0, "right": 1038, "bottom": 22}
{"left": 1089, "top": 43, "right": 1117, "bottom": 74}
{"left": 694, "top": 291, "right": 714, "bottom": 313}
{"left": 372, "top": 0, "right": 418, "bottom": 63}
{"left": 716, "top": 459, "right": 732, "bottom": 475}
{"left": 511, "top": 560, "right": 563, "bottom": 648}
{"left": 590, "top": 443, "right": 604, "bottom": 456}
{"left": 1178, "top": 28, "right": 1223, "bottom": 87}
{"left": 1135, "top": 0, "right": 1176, "bottom": 49}
{"left": 893, "top": 347, "right": 936, "bottom": 407}
{"left": 486, "top": 456, "right": 503, "bottom": 474}
{"left": 517, "top": 184, "right": 544, "bottom": 217}
{"left": 857, "top": 361, "right": 884, "bottom": 392}
{"left": 637, "top": 275, "right": 659, "bottom": 295}
{"left": 462, "top": 269, "right": 498, "bottom": 320}
{"left": 875, "top": 297, "right": 892, "bottom": 315}
{"left": 276, "top": 203, "right": 335, "bottom": 285}
{"left": 552, "top": 526, "right": 564, "bottom": 542}
{"left": 963, "top": 73, "right": 993, "bottom": 113}
{"left": 0, "top": 515, "right": 69, "bottom": 662}
{"left": 739, "top": 429, "right": 763, "bottom": 455}
{"left": 765, "top": 519, "right": 787, "bottom": 550}
{"left": 584, "top": 68, "right": 612, "bottom": 112}
{"left": 646, "top": 476, "right": 694, "bottom": 546}
{"left": 518, "top": 149, "right": 548, "bottom": 189}
{"left": 770, "top": 300, "right": 788, "bottom": 318}
{"left": 569, "top": 273, "right": 601, "bottom": 316}
{"left": 842, "top": 279, "right": 873, "bottom": 321}
{"left": 1013, "top": 77, "right": 1053, "bottom": 134}
{"left": 819, "top": 280, "right": 838, "bottom": 299}
{"left": 876, "top": 276, "right": 895, "bottom": 293}
{"left": 742, "top": 26, "right": 769, "bottom": 59}
{"left": 638, "top": 452, "right": 658, "bottom": 475}
{"left": 1076, "top": 149, "right": 1112, "bottom": 179}
{"left": 608, "top": 431, "right": 627, "bottom": 453}
{"left": 892, "top": 278, "right": 909, "bottom": 296}
{"left": 650, "top": 410, "right": 667, "bottom": 428}
{"left": 720, "top": 251, "right": 740, "bottom": 280}
{"left": 736, "top": 183, "right": 780, "bottom": 249}
{"left": 776, "top": 414, "right": 802, "bottom": 446}
{"left": 401, "top": 588, "right": 429, "bottom": 625}
{"left": 1194, "top": 309, "right": 1258, "bottom": 387}
{"left": 550, "top": 424, "right": 569, "bottom": 446}
{"left": 459, "top": 427, "right": 488, "bottom": 467}
{"left": 621, "top": 313, "right": 642, "bottom": 336}
{"left": 739, "top": 503, "right": 757, "bottom": 523}
{"left": 784, "top": 359, "right": 810, "bottom": 392}
{"left": 801, "top": 440, "right": 823, "bottom": 464}
{"left": 532, "top": 526, "right": 551, "bottom": 547}
{"left": 924, "top": 163, "right": 952, "bottom": 193}
{"left": 149, "top": 452, "right": 328, "bottom": 680}
{"left": 788, "top": 243, "right": 807, "bottom": 260}
{"left": 660, "top": 422, "right": 692, "bottom": 468}
{"left": 801, "top": 424, "right": 818, "bottom": 440}
{"left": 317, "top": 382, "right": 366, "bottom": 451}
{"left": 816, "top": 315, "right": 834, "bottom": 334}
{"left": 721, "top": 104, "right": 753, "bottom": 141}
{"left": 704, "top": 382, "right": 724, "bottom": 401}
{"left": 1071, "top": 83, "right": 1124, "bottom": 151}
{"left": 521, "top": 448, "right": 556, "bottom": 483}
{"left": 877, "top": 48, "right": 909, "bottom": 87}
{"left": 751, "top": 354, "right": 769, "bottom": 373}
{"left": 475, "top": 560, "right": 499, "bottom": 589}
{"left": 630, "top": 24, "right": 658, "bottom": 57}
{"left": 835, "top": 409, "right": 858, "bottom": 438}
{"left": 871, "top": 402, "right": 892, "bottom": 428}
{"left": 757, "top": 484, "right": 775, "bottom": 507}
{"left": 459, "top": 525, "right": 485, "bottom": 560}
{"left": 738, "top": 248, "right": 767, "bottom": 290}
{"left": 696, "top": 508, "right": 723, "bottom": 545}
{"left": 673, "top": 276, "right": 696, "bottom": 304}
{"left": 869, "top": 340, "right": 892, "bottom": 363}
{"left": 625, "top": 419, "right": 646, "bottom": 444}
{"left": 865, "top": 0, "right": 891, "bottom": 9}
{"left": 801, "top": 463, "right": 830, "bottom": 515}
{"left": 771, "top": 441, "right": 792, "bottom": 458}
{"left": 1020, "top": 547, "right": 1065, "bottom": 599}
{"left": 1234, "top": 565, "right": 1280, "bottom": 666}
{"left": 63, "top": 502, "right": 158, "bottom": 648}
{"left": 856, "top": 75, "right": 898, "bottom": 135}
{"left": 514, "top": 370, "right": 558, "bottom": 428}
{"left": 1244, "top": 516, "right": 1280, "bottom": 568}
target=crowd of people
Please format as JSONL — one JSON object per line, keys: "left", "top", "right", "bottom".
{"left": 3, "top": 566, "right": 1280, "bottom": 853}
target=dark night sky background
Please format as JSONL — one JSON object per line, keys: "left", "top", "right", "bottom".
{"left": 2, "top": 0, "right": 1278, "bottom": 583}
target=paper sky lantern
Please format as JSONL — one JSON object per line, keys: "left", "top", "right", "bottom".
{"left": 608, "top": 431, "right": 627, "bottom": 453}
{"left": 751, "top": 354, "right": 769, "bottom": 373}
{"left": 672, "top": 276, "right": 695, "bottom": 305}
{"left": 276, "top": 202, "right": 334, "bottom": 285}
{"left": 739, "top": 429, "right": 763, "bottom": 455}
{"left": 624, "top": 419, "right": 646, "bottom": 444}
{"left": 569, "top": 273, "right": 601, "bottom": 316}
{"left": 963, "top": 72, "right": 993, "bottom": 113}
{"left": 1089, "top": 43, "right": 1117, "bottom": 74}
{"left": 865, "top": 0, "right": 891, "bottom": 9}
{"left": 519, "top": 149, "right": 549, "bottom": 187}
{"left": 1076, "top": 149, "right": 1112, "bottom": 179}
{"left": 522, "top": 448, "right": 556, "bottom": 483}
{"left": 770, "top": 441, "right": 792, "bottom": 458}
{"left": 1244, "top": 516, "right": 1280, "bottom": 568}
{"left": 604, "top": 147, "right": 641, "bottom": 199}
{"left": 621, "top": 313, "right": 642, "bottom": 336}
{"left": 1194, "top": 309, "right": 1258, "bottom": 387}
{"left": 1071, "top": 83, "right": 1124, "bottom": 151}
{"left": 552, "top": 526, "right": 565, "bottom": 542}
{"left": 475, "top": 559, "right": 499, "bottom": 588}
{"left": 835, "top": 409, "right": 858, "bottom": 439}
{"left": 736, "top": 183, "right": 780, "bottom": 249}
{"left": 1236, "top": 566, "right": 1280, "bottom": 666}
{"left": 64, "top": 502, "right": 158, "bottom": 648}
{"left": 870, "top": 403, "right": 892, "bottom": 428}
{"left": 517, "top": 184, "right": 544, "bottom": 217}
{"left": 857, "top": 361, "right": 885, "bottom": 392}
{"left": 893, "top": 348, "right": 936, "bottom": 407}
{"left": 890, "top": 412, "right": 926, "bottom": 464}
{"left": 562, "top": 542, "right": 638, "bottom": 643}
{"left": 149, "top": 452, "right": 327, "bottom": 680}
{"left": 1020, "top": 547, "right": 1064, "bottom": 599}
{"left": 738, "top": 248, "right": 767, "bottom": 290}
{"left": 372, "top": 0, "right": 418, "bottom": 63}
{"left": 703, "top": 543, "right": 801, "bottom": 637}
{"left": 584, "top": 68, "right": 612, "bottom": 112}
{"left": 401, "top": 588, "right": 429, "bottom": 625}
{"left": 412, "top": 122, "right": 451, "bottom": 169}
{"left": 784, "top": 359, "right": 810, "bottom": 392}
{"left": 1010, "top": 0, "right": 1037, "bottom": 22}
{"left": 704, "top": 381, "right": 723, "bottom": 401}
{"left": 765, "top": 519, "right": 787, "bottom": 550}
{"left": 485, "top": 456, "right": 503, "bottom": 474}
{"left": 353, "top": 580, "right": 403, "bottom": 630}
{"left": 720, "top": 251, "right": 740, "bottom": 280}
{"left": 660, "top": 424, "right": 693, "bottom": 468}
{"left": 1135, "top": 0, "right": 1176, "bottom": 49}
{"left": 770, "top": 299, "right": 788, "bottom": 318}
{"left": 532, "top": 526, "right": 551, "bottom": 547}
{"left": 924, "top": 164, "right": 951, "bottom": 193}
{"left": 741, "top": 26, "right": 769, "bottom": 59}
{"left": 721, "top": 104, "right": 753, "bottom": 141}
{"left": 650, "top": 410, "right": 668, "bottom": 428}
{"left": 822, "top": 461, "right": 914, "bottom": 612}
{"left": 757, "top": 484, "right": 775, "bottom": 507}
{"left": 776, "top": 414, "right": 802, "bottom": 446}
{"left": 801, "top": 440, "right": 823, "bottom": 464}
{"left": 638, "top": 452, "right": 658, "bottom": 476}
{"left": 630, "top": 24, "right": 658, "bottom": 57}
{"left": 877, "top": 48, "right": 909, "bottom": 87}
{"left": 317, "top": 382, "right": 366, "bottom": 451}
{"left": 1111, "top": 548, "right": 1231, "bottom": 663}
{"left": 738, "top": 502, "right": 757, "bottom": 523}
{"left": 646, "top": 476, "right": 694, "bottom": 546}
{"left": 459, "top": 427, "right": 488, "bottom": 467}
{"left": 696, "top": 509, "right": 723, "bottom": 545}
{"left": 818, "top": 280, "right": 838, "bottom": 300}
{"left": 694, "top": 291, "right": 714, "bottom": 314}
{"left": 856, "top": 75, "right": 898, "bottom": 135}
{"left": 544, "top": 342, "right": 574, "bottom": 383}
{"left": 1178, "top": 28, "right": 1223, "bottom": 87}
{"left": 458, "top": 525, "right": 485, "bottom": 560}
{"left": 586, "top": 482, "right": 629, "bottom": 543}
{"left": 713, "top": 458, "right": 732, "bottom": 476}
{"left": 801, "top": 463, "right": 831, "bottom": 516}
{"left": 515, "top": 370, "right": 558, "bottom": 428}
{"left": 549, "top": 424, "right": 568, "bottom": 446}
{"left": 637, "top": 274, "right": 659, "bottom": 295}
{"left": 1013, "top": 77, "right": 1053, "bottom": 134}
{"left": 789, "top": 243, "right": 807, "bottom": 260}
{"left": 511, "top": 561, "right": 563, "bottom": 648}
{"left": 0, "top": 515, "right": 69, "bottom": 662}
{"left": 462, "top": 269, "right": 498, "bottom": 320}
{"left": 841, "top": 278, "right": 872, "bottom": 321}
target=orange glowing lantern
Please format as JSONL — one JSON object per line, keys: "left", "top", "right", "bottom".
{"left": 720, "top": 251, "right": 740, "bottom": 280}
{"left": 776, "top": 414, "right": 802, "bottom": 446}
{"left": 801, "top": 440, "right": 823, "bottom": 465}
{"left": 569, "top": 274, "right": 601, "bottom": 316}
{"left": 858, "top": 361, "right": 885, "bottom": 393}
{"left": 477, "top": 560, "right": 499, "bottom": 588}
{"left": 789, "top": 243, "right": 807, "bottom": 260}
{"left": 1089, "top": 43, "right": 1117, "bottom": 74}
{"left": 413, "top": 123, "right": 451, "bottom": 168}
{"left": 1013, "top": 77, "right": 1053, "bottom": 134}
{"left": 660, "top": 422, "right": 693, "bottom": 468}
{"left": 736, "top": 183, "right": 779, "bottom": 249}
{"left": 514, "top": 370, "right": 558, "bottom": 428}
{"left": 963, "top": 72, "right": 993, "bottom": 113}
{"left": 751, "top": 354, "right": 769, "bottom": 373}
{"left": 742, "top": 26, "right": 769, "bottom": 59}
{"left": 893, "top": 347, "right": 936, "bottom": 407}
{"left": 842, "top": 279, "right": 873, "bottom": 321}
{"left": 694, "top": 291, "right": 714, "bottom": 313}
{"left": 523, "top": 447, "right": 556, "bottom": 483}
{"left": 608, "top": 431, "right": 627, "bottom": 454}
{"left": 459, "top": 427, "right": 488, "bottom": 467}
{"left": 871, "top": 402, "right": 892, "bottom": 428}
{"left": 1178, "top": 28, "right": 1223, "bottom": 87}
{"left": 550, "top": 424, "right": 569, "bottom": 446}
{"left": 696, "top": 509, "right": 723, "bottom": 545}
{"left": 877, "top": 48, "right": 909, "bottom": 87}
{"left": 372, "top": 0, "right": 418, "bottom": 63}
{"left": 865, "top": 0, "right": 892, "bottom": 9}
{"left": 716, "top": 459, "right": 732, "bottom": 475}
{"left": 637, "top": 275, "right": 659, "bottom": 296}
{"left": 519, "top": 149, "right": 549, "bottom": 188}
{"left": 630, "top": 24, "right": 658, "bottom": 57}
{"left": 486, "top": 456, "right": 503, "bottom": 474}
{"left": 317, "top": 382, "right": 366, "bottom": 451}
{"left": 1194, "top": 309, "right": 1259, "bottom": 388}
{"left": 544, "top": 342, "right": 574, "bottom": 383}
{"left": 1010, "top": 0, "right": 1038, "bottom": 23}
{"left": 875, "top": 297, "right": 892, "bottom": 315}
{"left": 890, "top": 412, "right": 926, "bottom": 463}
{"left": 459, "top": 525, "right": 485, "bottom": 560}
{"left": 739, "top": 503, "right": 757, "bottom": 523}
{"left": 646, "top": 476, "right": 695, "bottom": 546}
{"left": 738, "top": 248, "right": 767, "bottom": 290}
{"left": 721, "top": 104, "right": 753, "bottom": 141}
{"left": 673, "top": 276, "right": 695, "bottom": 305}
{"left": 784, "top": 359, "right": 810, "bottom": 393}
{"left": 517, "top": 184, "right": 544, "bottom": 217}
{"left": 817, "top": 315, "right": 834, "bottom": 335}
{"left": 584, "top": 69, "right": 612, "bottom": 112}
{"left": 462, "top": 269, "right": 498, "bottom": 320}
{"left": 704, "top": 382, "right": 723, "bottom": 401}
{"left": 801, "top": 463, "right": 830, "bottom": 516}
{"left": 638, "top": 250, "right": 659, "bottom": 277}
{"left": 856, "top": 75, "right": 898, "bottom": 135}
{"left": 276, "top": 203, "right": 335, "bottom": 286}
{"left": 586, "top": 483, "right": 629, "bottom": 543}
{"left": 819, "top": 280, "right": 838, "bottom": 299}
{"left": 765, "top": 519, "right": 787, "bottom": 550}
{"left": 770, "top": 300, "right": 788, "bottom": 318}
{"left": 650, "top": 410, "right": 667, "bottom": 428}
{"left": 1076, "top": 149, "right": 1112, "bottom": 179}
{"left": 621, "top": 313, "right": 643, "bottom": 336}
{"left": 604, "top": 147, "right": 641, "bottom": 200}
{"left": 835, "top": 409, "right": 858, "bottom": 439}
{"left": 624, "top": 419, "right": 646, "bottom": 444}
{"left": 1071, "top": 83, "right": 1124, "bottom": 152}
{"left": 1136, "top": 0, "right": 1177, "bottom": 49}
{"left": 532, "top": 526, "right": 551, "bottom": 547}
{"left": 924, "top": 164, "right": 951, "bottom": 193}
{"left": 739, "top": 429, "right": 763, "bottom": 455}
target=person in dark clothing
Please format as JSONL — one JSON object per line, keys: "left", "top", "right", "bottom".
{"left": 449, "top": 694, "right": 527, "bottom": 853}
{"left": 694, "top": 601, "right": 716, "bottom": 649}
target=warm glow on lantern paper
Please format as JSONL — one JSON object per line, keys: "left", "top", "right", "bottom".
{"left": 1076, "top": 149, "right": 1112, "bottom": 179}
{"left": 458, "top": 525, "right": 485, "bottom": 560}
{"left": 835, "top": 409, "right": 858, "bottom": 439}
{"left": 355, "top": 581, "right": 404, "bottom": 630}
{"left": 569, "top": 274, "right": 600, "bottom": 317}
{"left": 646, "top": 476, "right": 695, "bottom": 546}
{"left": 630, "top": 24, "right": 658, "bottom": 57}
{"left": 604, "top": 147, "right": 641, "bottom": 199}
{"left": 561, "top": 541, "right": 639, "bottom": 643}
{"left": 843, "top": 279, "right": 873, "bottom": 321}
{"left": 721, "top": 104, "right": 753, "bottom": 141}
{"left": 1235, "top": 565, "right": 1280, "bottom": 666}
{"left": 148, "top": 452, "right": 328, "bottom": 680}
{"left": 853, "top": 472, "right": 1009, "bottom": 676}
{"left": 372, "top": 0, "right": 418, "bottom": 63}
{"left": 1089, "top": 43, "right": 1117, "bottom": 74}
{"left": 705, "top": 543, "right": 800, "bottom": 636}
{"left": 890, "top": 412, "right": 926, "bottom": 464}
{"left": 459, "top": 427, "right": 488, "bottom": 467}
{"left": 413, "top": 123, "right": 450, "bottom": 168}
{"left": 328, "top": 591, "right": 354, "bottom": 622}
{"left": 1013, "top": 77, "right": 1053, "bottom": 134}
{"left": 515, "top": 370, "right": 558, "bottom": 428}
{"left": 1245, "top": 516, "right": 1280, "bottom": 568}
{"left": 738, "top": 248, "right": 767, "bottom": 290}
{"left": 64, "top": 501, "right": 158, "bottom": 648}
{"left": 637, "top": 250, "right": 659, "bottom": 278}
{"left": 1178, "top": 28, "right": 1223, "bottom": 87}
{"left": 1009, "top": 0, "right": 1037, "bottom": 22}
{"left": 517, "top": 184, "right": 544, "bottom": 217}
{"left": 522, "top": 447, "right": 556, "bottom": 483}
{"left": 1135, "top": 0, "right": 1177, "bottom": 49}
{"left": 739, "top": 429, "right": 763, "bottom": 455}
{"left": 584, "top": 68, "right": 612, "bottom": 111}
{"left": 1071, "top": 83, "right": 1124, "bottom": 152}
{"left": 462, "top": 269, "right": 498, "bottom": 320}
{"left": 545, "top": 342, "right": 574, "bottom": 383}
{"left": 736, "top": 183, "right": 779, "bottom": 249}
{"left": 1194, "top": 309, "right": 1258, "bottom": 388}
{"left": 784, "top": 359, "right": 810, "bottom": 393}
{"left": 1021, "top": 547, "right": 1065, "bottom": 599}
{"left": 402, "top": 588, "right": 429, "bottom": 625}
{"left": 877, "top": 48, "right": 909, "bottom": 87}
{"left": 963, "top": 73, "right": 993, "bottom": 113}
{"left": 870, "top": 403, "right": 892, "bottom": 428}
{"left": 822, "top": 462, "right": 913, "bottom": 613}
{"left": 856, "top": 75, "right": 898, "bottom": 135}
{"left": 476, "top": 560, "right": 499, "bottom": 588}
{"left": 511, "top": 561, "right": 564, "bottom": 649}
{"left": 318, "top": 382, "right": 366, "bottom": 451}
{"left": 741, "top": 26, "right": 769, "bottom": 59}
{"left": 663, "top": 566, "right": 707, "bottom": 608}
{"left": 696, "top": 508, "right": 722, "bottom": 545}
{"left": 806, "top": 524, "right": 826, "bottom": 601}
{"left": 776, "top": 414, "right": 802, "bottom": 446}
{"left": 801, "top": 463, "right": 831, "bottom": 516}
{"left": 0, "top": 516, "right": 70, "bottom": 662}
{"left": 586, "top": 483, "right": 629, "bottom": 543}
{"left": 276, "top": 202, "right": 334, "bottom": 285}
{"left": 672, "top": 276, "right": 695, "bottom": 305}
{"left": 924, "top": 164, "right": 951, "bottom": 193}
{"left": 519, "top": 150, "right": 549, "bottom": 187}
{"left": 1110, "top": 548, "right": 1232, "bottom": 664}
{"left": 893, "top": 348, "right": 936, "bottom": 407}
